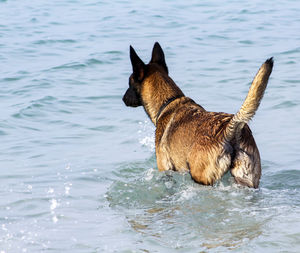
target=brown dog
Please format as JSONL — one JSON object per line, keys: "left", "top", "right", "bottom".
{"left": 123, "top": 42, "right": 273, "bottom": 188}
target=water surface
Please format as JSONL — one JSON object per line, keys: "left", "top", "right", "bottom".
{"left": 1, "top": 0, "right": 300, "bottom": 252}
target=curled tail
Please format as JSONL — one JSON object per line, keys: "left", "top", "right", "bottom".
{"left": 224, "top": 58, "right": 274, "bottom": 141}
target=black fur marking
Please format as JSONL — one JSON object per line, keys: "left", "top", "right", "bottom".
{"left": 265, "top": 57, "right": 274, "bottom": 68}
{"left": 130, "top": 45, "right": 146, "bottom": 81}
{"left": 150, "top": 42, "right": 168, "bottom": 74}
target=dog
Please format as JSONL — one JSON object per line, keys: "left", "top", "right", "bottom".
{"left": 123, "top": 42, "right": 273, "bottom": 188}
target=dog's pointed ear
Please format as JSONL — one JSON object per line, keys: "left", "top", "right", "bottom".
{"left": 130, "top": 45, "right": 145, "bottom": 81}
{"left": 150, "top": 42, "right": 168, "bottom": 74}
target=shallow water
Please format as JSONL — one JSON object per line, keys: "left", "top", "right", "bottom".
{"left": 1, "top": 0, "right": 300, "bottom": 252}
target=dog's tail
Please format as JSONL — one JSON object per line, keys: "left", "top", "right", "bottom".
{"left": 224, "top": 58, "right": 273, "bottom": 142}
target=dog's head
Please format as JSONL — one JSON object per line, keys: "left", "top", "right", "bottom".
{"left": 122, "top": 42, "right": 168, "bottom": 107}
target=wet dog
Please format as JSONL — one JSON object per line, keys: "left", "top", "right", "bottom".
{"left": 123, "top": 42, "right": 273, "bottom": 188}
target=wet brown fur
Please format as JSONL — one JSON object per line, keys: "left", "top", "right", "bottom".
{"left": 123, "top": 42, "right": 273, "bottom": 188}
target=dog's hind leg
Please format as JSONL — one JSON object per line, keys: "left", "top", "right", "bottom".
{"left": 156, "top": 145, "right": 174, "bottom": 171}
{"left": 230, "top": 125, "right": 261, "bottom": 188}
{"left": 231, "top": 150, "right": 261, "bottom": 188}
{"left": 188, "top": 144, "right": 232, "bottom": 186}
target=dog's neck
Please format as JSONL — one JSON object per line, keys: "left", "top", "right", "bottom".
{"left": 141, "top": 72, "right": 184, "bottom": 126}
{"left": 155, "top": 95, "right": 183, "bottom": 124}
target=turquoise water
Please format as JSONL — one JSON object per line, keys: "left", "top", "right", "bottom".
{"left": 1, "top": 0, "right": 300, "bottom": 252}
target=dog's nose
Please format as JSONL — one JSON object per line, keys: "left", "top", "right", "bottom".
{"left": 122, "top": 93, "right": 128, "bottom": 106}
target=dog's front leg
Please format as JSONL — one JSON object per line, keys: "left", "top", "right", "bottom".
{"left": 156, "top": 145, "right": 174, "bottom": 171}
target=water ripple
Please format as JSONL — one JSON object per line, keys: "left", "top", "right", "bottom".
{"left": 272, "top": 100, "right": 298, "bottom": 109}
{"left": 33, "top": 39, "right": 77, "bottom": 45}
{"left": 1, "top": 0, "right": 300, "bottom": 252}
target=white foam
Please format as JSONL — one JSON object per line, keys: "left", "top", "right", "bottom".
{"left": 139, "top": 136, "right": 155, "bottom": 151}
{"left": 177, "top": 186, "right": 198, "bottom": 201}
{"left": 138, "top": 120, "right": 155, "bottom": 151}
{"left": 164, "top": 181, "right": 173, "bottom": 189}
{"left": 144, "top": 168, "right": 155, "bottom": 181}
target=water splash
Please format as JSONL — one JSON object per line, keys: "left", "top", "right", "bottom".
{"left": 138, "top": 120, "right": 155, "bottom": 152}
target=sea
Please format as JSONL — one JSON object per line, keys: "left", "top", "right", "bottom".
{"left": 1, "top": 0, "right": 300, "bottom": 252}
